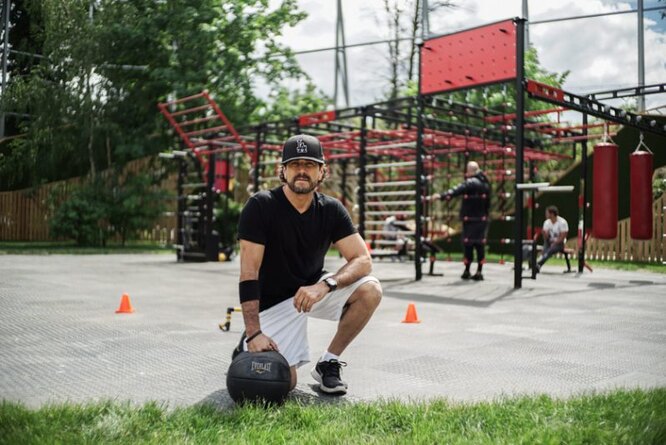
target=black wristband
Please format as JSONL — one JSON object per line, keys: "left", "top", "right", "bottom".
{"left": 239, "top": 280, "right": 260, "bottom": 303}
{"left": 245, "top": 330, "right": 262, "bottom": 343}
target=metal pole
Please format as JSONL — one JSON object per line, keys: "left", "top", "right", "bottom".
{"left": 514, "top": 18, "right": 526, "bottom": 289}
{"left": 358, "top": 107, "right": 368, "bottom": 240}
{"left": 415, "top": 41, "right": 425, "bottom": 281}
{"left": 0, "top": 0, "right": 10, "bottom": 139}
{"left": 421, "top": 0, "right": 429, "bottom": 39}
{"left": 637, "top": 0, "right": 645, "bottom": 112}
{"left": 579, "top": 113, "right": 588, "bottom": 273}
{"left": 522, "top": 0, "right": 529, "bottom": 47}
{"left": 334, "top": 0, "right": 349, "bottom": 107}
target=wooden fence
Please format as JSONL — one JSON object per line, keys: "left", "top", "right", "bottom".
{"left": 2, "top": 162, "right": 665, "bottom": 263}
{"left": 576, "top": 194, "right": 666, "bottom": 263}
{"left": 0, "top": 158, "right": 178, "bottom": 243}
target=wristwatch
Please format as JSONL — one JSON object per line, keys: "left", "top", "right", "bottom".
{"left": 323, "top": 277, "right": 338, "bottom": 292}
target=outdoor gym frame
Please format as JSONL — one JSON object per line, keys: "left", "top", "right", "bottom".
{"left": 160, "top": 17, "right": 666, "bottom": 289}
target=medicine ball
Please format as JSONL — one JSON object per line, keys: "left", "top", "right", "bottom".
{"left": 226, "top": 350, "right": 291, "bottom": 405}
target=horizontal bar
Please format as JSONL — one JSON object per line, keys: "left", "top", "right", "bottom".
{"left": 365, "top": 191, "right": 416, "bottom": 197}
{"left": 516, "top": 182, "right": 550, "bottom": 190}
{"left": 365, "top": 160, "right": 417, "bottom": 170}
{"left": 538, "top": 185, "right": 575, "bottom": 192}
{"left": 170, "top": 104, "right": 211, "bottom": 117}
{"left": 166, "top": 92, "right": 206, "bottom": 105}
{"left": 365, "top": 142, "right": 416, "bottom": 151}
{"left": 185, "top": 124, "right": 229, "bottom": 137}
{"left": 366, "top": 180, "right": 416, "bottom": 187}
{"left": 180, "top": 115, "right": 220, "bottom": 127}
{"left": 526, "top": 80, "right": 666, "bottom": 137}
{"left": 531, "top": 6, "right": 666, "bottom": 26}
{"left": 366, "top": 201, "right": 415, "bottom": 207}
{"left": 365, "top": 230, "right": 414, "bottom": 235}
{"left": 365, "top": 210, "right": 416, "bottom": 216}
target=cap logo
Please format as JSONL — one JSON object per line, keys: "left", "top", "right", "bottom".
{"left": 296, "top": 137, "right": 308, "bottom": 154}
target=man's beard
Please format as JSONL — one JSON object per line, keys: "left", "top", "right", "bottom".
{"left": 287, "top": 175, "right": 318, "bottom": 194}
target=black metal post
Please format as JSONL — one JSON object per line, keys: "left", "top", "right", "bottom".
{"left": 358, "top": 107, "right": 368, "bottom": 240}
{"left": 340, "top": 159, "right": 348, "bottom": 206}
{"left": 415, "top": 42, "right": 426, "bottom": 281}
{"left": 205, "top": 152, "right": 217, "bottom": 260}
{"left": 579, "top": 113, "right": 588, "bottom": 272}
{"left": 514, "top": 18, "right": 526, "bottom": 289}
{"left": 176, "top": 157, "right": 186, "bottom": 261}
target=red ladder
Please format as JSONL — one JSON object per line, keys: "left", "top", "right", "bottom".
{"left": 158, "top": 91, "right": 250, "bottom": 161}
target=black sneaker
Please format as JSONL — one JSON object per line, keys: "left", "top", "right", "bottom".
{"left": 311, "top": 359, "right": 348, "bottom": 395}
{"left": 472, "top": 272, "right": 484, "bottom": 281}
{"left": 461, "top": 270, "right": 471, "bottom": 280}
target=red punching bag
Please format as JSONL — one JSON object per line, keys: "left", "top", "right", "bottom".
{"left": 630, "top": 151, "right": 653, "bottom": 240}
{"left": 592, "top": 142, "right": 618, "bottom": 239}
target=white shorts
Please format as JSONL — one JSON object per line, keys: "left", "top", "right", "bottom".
{"left": 242, "top": 274, "right": 380, "bottom": 368}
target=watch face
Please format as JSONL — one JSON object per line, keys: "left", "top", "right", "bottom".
{"left": 325, "top": 278, "right": 337, "bottom": 290}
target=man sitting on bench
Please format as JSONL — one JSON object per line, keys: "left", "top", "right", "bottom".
{"left": 535, "top": 205, "right": 569, "bottom": 273}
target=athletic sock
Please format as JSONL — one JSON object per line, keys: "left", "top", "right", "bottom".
{"left": 320, "top": 351, "right": 340, "bottom": 363}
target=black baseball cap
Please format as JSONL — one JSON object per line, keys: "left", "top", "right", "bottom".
{"left": 281, "top": 134, "right": 325, "bottom": 165}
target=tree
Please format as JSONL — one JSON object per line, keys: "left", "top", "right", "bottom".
{"left": 0, "top": 0, "right": 309, "bottom": 190}
{"left": 376, "top": 0, "right": 455, "bottom": 101}
{"left": 251, "top": 82, "right": 331, "bottom": 122}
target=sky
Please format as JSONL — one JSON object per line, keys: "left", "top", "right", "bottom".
{"left": 264, "top": 0, "right": 666, "bottom": 114}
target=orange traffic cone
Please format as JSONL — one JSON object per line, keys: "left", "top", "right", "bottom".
{"left": 115, "top": 293, "right": 134, "bottom": 314}
{"left": 401, "top": 303, "right": 420, "bottom": 323}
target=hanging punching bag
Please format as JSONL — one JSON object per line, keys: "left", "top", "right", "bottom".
{"left": 630, "top": 151, "right": 653, "bottom": 240}
{"left": 592, "top": 142, "right": 618, "bottom": 239}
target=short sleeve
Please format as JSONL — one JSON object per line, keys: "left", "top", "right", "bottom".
{"left": 237, "top": 197, "right": 267, "bottom": 245}
{"left": 542, "top": 220, "right": 550, "bottom": 231}
{"left": 331, "top": 200, "right": 357, "bottom": 243}
{"left": 561, "top": 218, "right": 569, "bottom": 233}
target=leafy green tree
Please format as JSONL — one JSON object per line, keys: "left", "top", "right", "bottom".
{"left": 48, "top": 170, "right": 167, "bottom": 247}
{"left": 1, "top": 0, "right": 308, "bottom": 190}
{"left": 106, "top": 172, "right": 168, "bottom": 246}
{"left": 252, "top": 82, "right": 331, "bottom": 122}
{"left": 48, "top": 180, "right": 109, "bottom": 246}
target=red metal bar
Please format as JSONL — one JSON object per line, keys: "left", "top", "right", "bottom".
{"left": 485, "top": 106, "right": 566, "bottom": 123}
{"left": 201, "top": 91, "right": 251, "bottom": 161}
{"left": 157, "top": 103, "right": 194, "bottom": 148}
{"left": 180, "top": 115, "right": 221, "bottom": 127}
{"left": 164, "top": 91, "right": 206, "bottom": 105}
{"left": 169, "top": 104, "right": 211, "bottom": 117}
{"left": 298, "top": 110, "right": 337, "bottom": 127}
{"left": 525, "top": 80, "right": 565, "bottom": 103}
{"left": 184, "top": 124, "right": 229, "bottom": 137}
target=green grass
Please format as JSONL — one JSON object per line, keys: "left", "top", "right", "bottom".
{"left": 1, "top": 389, "right": 664, "bottom": 444}
{"left": 432, "top": 252, "right": 666, "bottom": 275}
{"left": 0, "top": 241, "right": 174, "bottom": 255}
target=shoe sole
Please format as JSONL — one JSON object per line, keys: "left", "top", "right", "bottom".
{"left": 310, "top": 368, "right": 348, "bottom": 394}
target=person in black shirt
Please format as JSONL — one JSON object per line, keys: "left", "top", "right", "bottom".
{"left": 236, "top": 134, "right": 382, "bottom": 396}
{"left": 432, "top": 161, "right": 491, "bottom": 281}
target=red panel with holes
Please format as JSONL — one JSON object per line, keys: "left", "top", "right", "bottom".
{"left": 420, "top": 19, "right": 516, "bottom": 95}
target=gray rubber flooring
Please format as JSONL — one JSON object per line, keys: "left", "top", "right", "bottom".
{"left": 1, "top": 254, "right": 665, "bottom": 409}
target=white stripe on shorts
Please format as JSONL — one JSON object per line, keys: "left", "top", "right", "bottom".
{"left": 243, "top": 274, "right": 380, "bottom": 368}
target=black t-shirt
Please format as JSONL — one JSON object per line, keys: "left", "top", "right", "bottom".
{"left": 238, "top": 186, "right": 357, "bottom": 312}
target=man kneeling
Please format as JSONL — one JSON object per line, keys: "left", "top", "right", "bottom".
{"left": 235, "top": 134, "right": 382, "bottom": 395}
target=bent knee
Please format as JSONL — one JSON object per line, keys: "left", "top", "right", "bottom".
{"left": 358, "top": 280, "right": 382, "bottom": 307}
